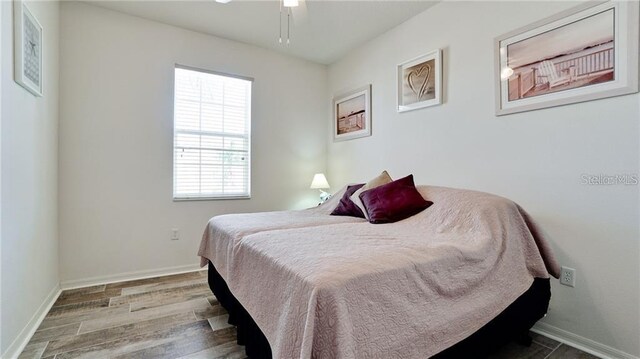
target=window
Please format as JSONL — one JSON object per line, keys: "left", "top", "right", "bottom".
{"left": 173, "top": 66, "right": 252, "bottom": 200}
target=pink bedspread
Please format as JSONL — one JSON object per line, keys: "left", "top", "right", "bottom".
{"left": 198, "top": 187, "right": 365, "bottom": 280}
{"left": 198, "top": 186, "right": 560, "bottom": 358}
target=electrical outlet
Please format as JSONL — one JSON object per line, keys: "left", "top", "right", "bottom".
{"left": 560, "top": 266, "right": 576, "bottom": 287}
{"left": 171, "top": 228, "right": 179, "bottom": 240}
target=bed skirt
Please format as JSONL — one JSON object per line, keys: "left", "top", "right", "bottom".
{"left": 207, "top": 261, "right": 550, "bottom": 358}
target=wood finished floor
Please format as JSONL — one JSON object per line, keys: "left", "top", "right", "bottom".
{"left": 19, "top": 271, "right": 598, "bottom": 359}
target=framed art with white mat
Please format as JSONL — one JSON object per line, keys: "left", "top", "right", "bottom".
{"left": 494, "top": 1, "right": 638, "bottom": 116}
{"left": 14, "top": 0, "right": 43, "bottom": 97}
{"left": 397, "top": 49, "right": 442, "bottom": 113}
{"left": 333, "top": 85, "right": 372, "bottom": 142}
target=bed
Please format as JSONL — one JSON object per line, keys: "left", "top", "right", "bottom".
{"left": 198, "top": 185, "right": 560, "bottom": 358}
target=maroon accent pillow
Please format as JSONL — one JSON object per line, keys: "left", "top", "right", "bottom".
{"left": 331, "top": 184, "right": 366, "bottom": 218}
{"left": 359, "top": 175, "right": 432, "bottom": 224}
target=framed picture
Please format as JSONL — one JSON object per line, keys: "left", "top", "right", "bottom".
{"left": 14, "top": 0, "right": 43, "bottom": 97}
{"left": 333, "top": 85, "right": 371, "bottom": 142}
{"left": 495, "top": 1, "right": 639, "bottom": 116}
{"left": 397, "top": 49, "right": 442, "bottom": 113}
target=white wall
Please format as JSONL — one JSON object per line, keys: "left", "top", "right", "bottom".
{"left": 1, "top": 0, "right": 60, "bottom": 356}
{"left": 0, "top": 1, "right": 3, "bottom": 353}
{"left": 58, "top": 2, "right": 328, "bottom": 284}
{"left": 327, "top": 1, "right": 639, "bottom": 357}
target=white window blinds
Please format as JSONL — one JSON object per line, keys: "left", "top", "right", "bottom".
{"left": 173, "top": 66, "right": 252, "bottom": 200}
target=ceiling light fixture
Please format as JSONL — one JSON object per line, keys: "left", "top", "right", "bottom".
{"left": 215, "top": 0, "right": 232, "bottom": 3}
{"left": 279, "top": 0, "right": 297, "bottom": 45}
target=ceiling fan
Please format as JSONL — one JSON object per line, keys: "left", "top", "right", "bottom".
{"left": 214, "top": 0, "right": 307, "bottom": 45}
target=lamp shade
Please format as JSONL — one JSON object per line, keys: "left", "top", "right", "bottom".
{"left": 310, "top": 173, "right": 330, "bottom": 189}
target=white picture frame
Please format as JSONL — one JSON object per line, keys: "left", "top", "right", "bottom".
{"left": 494, "top": 1, "right": 639, "bottom": 116}
{"left": 333, "top": 85, "right": 372, "bottom": 142}
{"left": 397, "top": 49, "right": 442, "bottom": 113}
{"left": 14, "top": 0, "right": 43, "bottom": 97}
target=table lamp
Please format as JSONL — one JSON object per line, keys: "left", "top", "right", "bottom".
{"left": 310, "top": 173, "right": 331, "bottom": 203}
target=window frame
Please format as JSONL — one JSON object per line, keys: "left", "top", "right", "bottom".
{"left": 172, "top": 64, "right": 253, "bottom": 201}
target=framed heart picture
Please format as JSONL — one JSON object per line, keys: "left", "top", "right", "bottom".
{"left": 397, "top": 49, "right": 442, "bottom": 113}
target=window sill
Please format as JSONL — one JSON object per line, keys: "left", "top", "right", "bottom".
{"left": 173, "top": 195, "right": 251, "bottom": 202}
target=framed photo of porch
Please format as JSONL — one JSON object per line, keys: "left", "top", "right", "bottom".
{"left": 494, "top": 1, "right": 638, "bottom": 116}
{"left": 333, "top": 85, "right": 371, "bottom": 142}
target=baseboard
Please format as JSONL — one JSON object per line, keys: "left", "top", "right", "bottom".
{"left": 1, "top": 284, "right": 61, "bottom": 359}
{"left": 60, "top": 263, "right": 204, "bottom": 290}
{"left": 532, "top": 322, "right": 639, "bottom": 359}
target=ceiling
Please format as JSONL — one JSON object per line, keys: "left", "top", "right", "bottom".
{"left": 89, "top": 0, "right": 437, "bottom": 64}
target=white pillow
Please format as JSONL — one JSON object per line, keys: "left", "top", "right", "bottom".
{"left": 350, "top": 170, "right": 393, "bottom": 219}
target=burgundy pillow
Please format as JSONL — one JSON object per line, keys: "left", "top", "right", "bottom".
{"left": 331, "top": 184, "right": 366, "bottom": 218}
{"left": 359, "top": 175, "right": 432, "bottom": 224}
